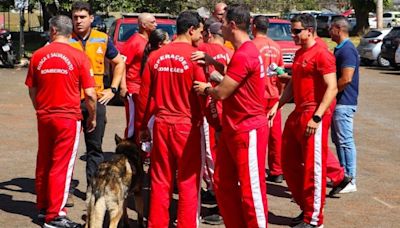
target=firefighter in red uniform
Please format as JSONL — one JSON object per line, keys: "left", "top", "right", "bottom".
{"left": 269, "top": 14, "right": 338, "bottom": 228}
{"left": 120, "top": 13, "right": 157, "bottom": 139}
{"left": 252, "top": 15, "right": 285, "bottom": 183}
{"left": 26, "top": 15, "right": 97, "bottom": 228}
{"left": 194, "top": 4, "right": 268, "bottom": 228}
{"left": 137, "top": 11, "right": 206, "bottom": 228}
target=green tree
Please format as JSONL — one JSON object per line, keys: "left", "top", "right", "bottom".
{"left": 0, "top": 0, "right": 13, "bottom": 11}
{"left": 35, "top": 0, "right": 190, "bottom": 31}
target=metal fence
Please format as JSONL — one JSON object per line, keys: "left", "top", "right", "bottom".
{"left": 1, "top": 9, "right": 42, "bottom": 32}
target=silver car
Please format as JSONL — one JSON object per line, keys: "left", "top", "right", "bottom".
{"left": 357, "top": 28, "right": 391, "bottom": 67}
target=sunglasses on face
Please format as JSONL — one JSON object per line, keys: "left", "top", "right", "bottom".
{"left": 291, "top": 28, "right": 307, "bottom": 35}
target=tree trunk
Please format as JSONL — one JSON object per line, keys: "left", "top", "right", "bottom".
{"left": 354, "top": 7, "right": 369, "bottom": 35}
{"left": 352, "top": 0, "right": 375, "bottom": 35}
{"left": 39, "top": 0, "right": 58, "bottom": 31}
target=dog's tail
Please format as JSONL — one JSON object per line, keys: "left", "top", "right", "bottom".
{"left": 92, "top": 168, "right": 107, "bottom": 203}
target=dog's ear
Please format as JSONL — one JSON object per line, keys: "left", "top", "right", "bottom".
{"left": 115, "top": 134, "right": 122, "bottom": 145}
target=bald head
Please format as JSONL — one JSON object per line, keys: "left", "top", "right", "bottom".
{"left": 138, "top": 13, "right": 157, "bottom": 34}
{"left": 213, "top": 2, "right": 227, "bottom": 22}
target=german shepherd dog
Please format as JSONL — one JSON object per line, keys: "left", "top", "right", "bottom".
{"left": 85, "top": 134, "right": 145, "bottom": 228}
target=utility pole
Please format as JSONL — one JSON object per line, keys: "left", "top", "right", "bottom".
{"left": 19, "top": 7, "right": 25, "bottom": 59}
{"left": 15, "top": 0, "right": 27, "bottom": 60}
{"left": 377, "top": 0, "right": 383, "bottom": 29}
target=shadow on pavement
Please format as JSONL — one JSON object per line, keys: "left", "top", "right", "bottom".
{"left": 381, "top": 71, "right": 400, "bottom": 76}
{"left": 0, "top": 177, "right": 35, "bottom": 195}
{"left": 79, "top": 151, "right": 116, "bottom": 162}
{"left": 268, "top": 211, "right": 292, "bottom": 226}
{"left": 0, "top": 177, "right": 40, "bottom": 226}
{"left": 0, "top": 194, "right": 40, "bottom": 225}
{"left": 365, "top": 66, "right": 391, "bottom": 70}
{"left": 267, "top": 182, "right": 291, "bottom": 199}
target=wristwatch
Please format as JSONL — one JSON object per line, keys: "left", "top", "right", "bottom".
{"left": 312, "top": 115, "right": 322, "bottom": 123}
{"left": 204, "top": 86, "right": 211, "bottom": 96}
{"left": 111, "top": 87, "right": 118, "bottom": 94}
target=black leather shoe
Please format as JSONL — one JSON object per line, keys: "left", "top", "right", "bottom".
{"left": 267, "top": 174, "right": 284, "bottom": 183}
{"left": 202, "top": 214, "right": 224, "bottom": 225}
{"left": 201, "top": 189, "right": 217, "bottom": 204}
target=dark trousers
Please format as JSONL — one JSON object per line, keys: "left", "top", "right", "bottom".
{"left": 81, "top": 100, "right": 107, "bottom": 186}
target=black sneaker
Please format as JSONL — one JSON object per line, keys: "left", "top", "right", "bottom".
{"left": 326, "top": 180, "right": 334, "bottom": 188}
{"left": 266, "top": 174, "right": 284, "bottom": 183}
{"left": 201, "top": 214, "right": 224, "bottom": 225}
{"left": 201, "top": 189, "right": 217, "bottom": 204}
{"left": 43, "top": 216, "right": 81, "bottom": 228}
{"left": 328, "top": 175, "right": 352, "bottom": 197}
{"left": 291, "top": 211, "right": 304, "bottom": 226}
{"left": 37, "top": 209, "right": 46, "bottom": 224}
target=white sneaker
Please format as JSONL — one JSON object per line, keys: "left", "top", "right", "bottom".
{"left": 339, "top": 183, "right": 357, "bottom": 194}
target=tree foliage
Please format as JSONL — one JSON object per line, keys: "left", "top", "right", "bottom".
{"left": 31, "top": 0, "right": 190, "bottom": 30}
{"left": 351, "top": 0, "right": 392, "bottom": 34}
{"left": 2, "top": 0, "right": 395, "bottom": 33}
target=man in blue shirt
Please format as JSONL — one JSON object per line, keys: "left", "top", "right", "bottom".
{"left": 329, "top": 16, "right": 359, "bottom": 194}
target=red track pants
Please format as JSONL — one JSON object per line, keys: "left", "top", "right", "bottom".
{"left": 124, "top": 93, "right": 139, "bottom": 139}
{"left": 326, "top": 148, "right": 344, "bottom": 186}
{"left": 265, "top": 99, "right": 283, "bottom": 176}
{"left": 35, "top": 117, "right": 81, "bottom": 222}
{"left": 281, "top": 110, "right": 331, "bottom": 226}
{"left": 201, "top": 117, "right": 217, "bottom": 190}
{"left": 214, "top": 125, "right": 268, "bottom": 228}
{"left": 148, "top": 120, "right": 202, "bottom": 228}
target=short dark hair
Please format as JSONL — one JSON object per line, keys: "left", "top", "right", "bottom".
{"left": 204, "top": 17, "right": 219, "bottom": 31}
{"left": 176, "top": 11, "right": 204, "bottom": 35}
{"left": 331, "top": 15, "right": 350, "bottom": 32}
{"left": 140, "top": 29, "right": 169, "bottom": 76}
{"left": 226, "top": 4, "right": 251, "bottom": 32}
{"left": 291, "top": 13, "right": 316, "bottom": 31}
{"left": 253, "top": 15, "right": 269, "bottom": 34}
{"left": 71, "top": 1, "right": 93, "bottom": 15}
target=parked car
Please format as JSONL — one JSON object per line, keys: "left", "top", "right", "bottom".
{"left": 381, "top": 26, "right": 400, "bottom": 69}
{"left": 394, "top": 44, "right": 400, "bottom": 65}
{"left": 382, "top": 11, "right": 400, "bottom": 28}
{"left": 108, "top": 13, "right": 176, "bottom": 53}
{"left": 368, "top": 15, "right": 377, "bottom": 29}
{"left": 285, "top": 10, "right": 321, "bottom": 20}
{"left": 357, "top": 28, "right": 391, "bottom": 67}
{"left": 105, "top": 13, "right": 176, "bottom": 91}
{"left": 91, "top": 15, "right": 107, "bottom": 33}
{"left": 343, "top": 10, "right": 377, "bottom": 29}
{"left": 267, "top": 18, "right": 300, "bottom": 73}
{"left": 316, "top": 14, "right": 341, "bottom": 37}
{"left": 103, "top": 16, "right": 116, "bottom": 33}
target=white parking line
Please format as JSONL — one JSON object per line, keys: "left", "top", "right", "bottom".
{"left": 373, "top": 197, "right": 396, "bottom": 209}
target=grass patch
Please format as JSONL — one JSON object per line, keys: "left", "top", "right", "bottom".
{"left": 322, "top": 36, "right": 361, "bottom": 51}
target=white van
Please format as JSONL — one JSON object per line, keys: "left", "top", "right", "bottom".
{"left": 383, "top": 11, "right": 400, "bottom": 28}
